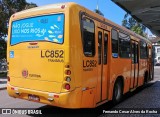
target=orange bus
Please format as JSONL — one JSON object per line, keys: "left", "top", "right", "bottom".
{"left": 7, "top": 2, "right": 154, "bottom": 108}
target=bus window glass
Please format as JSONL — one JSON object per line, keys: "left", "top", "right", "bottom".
{"left": 135, "top": 44, "right": 138, "bottom": 63}
{"left": 104, "top": 33, "right": 108, "bottom": 64}
{"left": 11, "top": 14, "right": 64, "bottom": 45}
{"left": 111, "top": 29, "right": 118, "bottom": 58}
{"left": 119, "top": 32, "right": 130, "bottom": 58}
{"left": 82, "top": 17, "right": 95, "bottom": 57}
{"left": 140, "top": 41, "right": 148, "bottom": 59}
{"left": 132, "top": 43, "right": 139, "bottom": 63}
{"left": 131, "top": 44, "right": 134, "bottom": 63}
{"left": 98, "top": 31, "right": 102, "bottom": 64}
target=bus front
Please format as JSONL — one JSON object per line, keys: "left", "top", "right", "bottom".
{"left": 7, "top": 3, "right": 79, "bottom": 108}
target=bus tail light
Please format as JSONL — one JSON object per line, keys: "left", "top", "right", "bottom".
{"left": 65, "top": 70, "right": 71, "bottom": 75}
{"left": 65, "top": 84, "right": 70, "bottom": 90}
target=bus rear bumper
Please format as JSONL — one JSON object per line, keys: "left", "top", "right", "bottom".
{"left": 7, "top": 83, "right": 82, "bottom": 108}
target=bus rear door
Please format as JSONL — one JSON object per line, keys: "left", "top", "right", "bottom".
{"left": 96, "top": 28, "right": 109, "bottom": 104}
{"left": 130, "top": 40, "right": 139, "bottom": 89}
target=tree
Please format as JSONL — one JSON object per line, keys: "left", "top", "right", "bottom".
{"left": 0, "top": 0, "right": 37, "bottom": 40}
{"left": 25, "top": 2, "right": 37, "bottom": 9}
{"left": 0, "top": 39, "right": 6, "bottom": 59}
{"left": 122, "top": 13, "right": 146, "bottom": 37}
{"left": 0, "top": 0, "right": 37, "bottom": 59}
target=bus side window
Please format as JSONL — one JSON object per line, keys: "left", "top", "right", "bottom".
{"left": 111, "top": 29, "right": 118, "bottom": 58}
{"left": 119, "top": 32, "right": 131, "bottom": 58}
{"left": 81, "top": 17, "right": 95, "bottom": 57}
{"left": 140, "top": 41, "right": 148, "bottom": 59}
{"left": 98, "top": 31, "right": 102, "bottom": 64}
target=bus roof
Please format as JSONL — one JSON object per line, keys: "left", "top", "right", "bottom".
{"left": 12, "top": 2, "right": 152, "bottom": 45}
{"left": 11, "top": 2, "right": 77, "bottom": 21}
{"left": 14, "top": 2, "right": 76, "bottom": 15}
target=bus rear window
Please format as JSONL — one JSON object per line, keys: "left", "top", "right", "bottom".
{"left": 11, "top": 14, "right": 64, "bottom": 45}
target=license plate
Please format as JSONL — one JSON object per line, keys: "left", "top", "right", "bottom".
{"left": 28, "top": 94, "right": 40, "bottom": 102}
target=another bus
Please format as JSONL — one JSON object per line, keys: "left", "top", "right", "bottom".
{"left": 7, "top": 2, "right": 154, "bottom": 108}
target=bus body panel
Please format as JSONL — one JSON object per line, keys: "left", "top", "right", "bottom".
{"left": 9, "top": 49, "right": 64, "bottom": 82}
{"left": 8, "top": 48, "right": 66, "bottom": 93}
{"left": 7, "top": 84, "right": 82, "bottom": 108}
{"left": 110, "top": 58, "right": 131, "bottom": 94}
{"left": 69, "top": 5, "right": 97, "bottom": 107}
{"left": 7, "top": 3, "right": 84, "bottom": 108}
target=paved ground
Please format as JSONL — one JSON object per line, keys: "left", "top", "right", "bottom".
{"left": 0, "top": 67, "right": 160, "bottom": 117}
{"left": 0, "top": 77, "right": 7, "bottom": 90}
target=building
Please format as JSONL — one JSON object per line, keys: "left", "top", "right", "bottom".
{"left": 149, "top": 36, "right": 160, "bottom": 66}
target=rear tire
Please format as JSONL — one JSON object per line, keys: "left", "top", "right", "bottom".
{"left": 112, "top": 80, "right": 123, "bottom": 105}
{"left": 144, "top": 72, "right": 148, "bottom": 85}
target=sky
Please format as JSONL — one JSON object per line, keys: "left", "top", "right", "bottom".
{"left": 26, "top": 0, "right": 126, "bottom": 26}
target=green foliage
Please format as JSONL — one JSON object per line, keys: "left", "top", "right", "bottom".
{"left": 0, "top": 0, "right": 37, "bottom": 59}
{"left": 0, "top": 0, "right": 37, "bottom": 40}
{"left": 25, "top": 2, "right": 37, "bottom": 9}
{"left": 0, "top": 39, "right": 7, "bottom": 59}
{"left": 122, "top": 13, "right": 146, "bottom": 37}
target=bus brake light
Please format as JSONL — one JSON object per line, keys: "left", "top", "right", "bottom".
{"left": 11, "top": 87, "right": 14, "bottom": 90}
{"left": 65, "top": 84, "right": 70, "bottom": 90}
{"left": 65, "top": 70, "right": 71, "bottom": 75}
